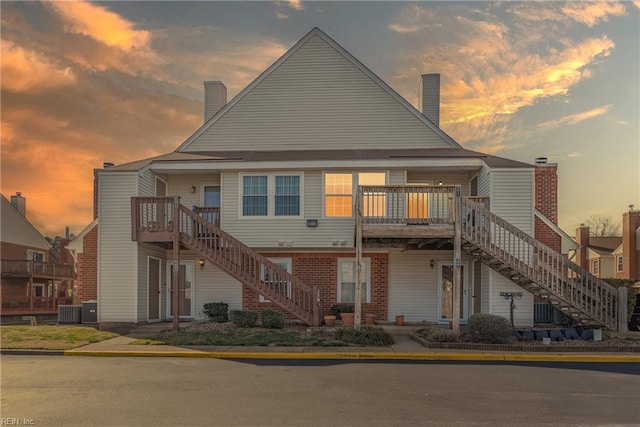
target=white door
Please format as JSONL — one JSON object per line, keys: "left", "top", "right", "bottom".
{"left": 166, "top": 262, "right": 195, "bottom": 319}
{"left": 147, "top": 257, "right": 161, "bottom": 322}
{"left": 437, "top": 262, "right": 469, "bottom": 324}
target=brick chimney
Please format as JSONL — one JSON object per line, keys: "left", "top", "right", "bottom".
{"left": 10, "top": 192, "right": 26, "bottom": 217}
{"left": 419, "top": 74, "right": 440, "bottom": 127}
{"left": 534, "top": 158, "right": 561, "bottom": 252}
{"left": 621, "top": 209, "right": 640, "bottom": 281}
{"left": 204, "top": 81, "right": 227, "bottom": 122}
{"left": 575, "top": 224, "right": 590, "bottom": 270}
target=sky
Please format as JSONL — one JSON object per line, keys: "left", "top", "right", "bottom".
{"left": 1, "top": 1, "right": 639, "bottom": 237}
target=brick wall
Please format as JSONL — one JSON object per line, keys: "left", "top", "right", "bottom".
{"left": 76, "top": 226, "right": 98, "bottom": 302}
{"left": 534, "top": 164, "right": 561, "bottom": 252}
{"left": 242, "top": 252, "right": 389, "bottom": 321}
{"left": 620, "top": 211, "right": 640, "bottom": 281}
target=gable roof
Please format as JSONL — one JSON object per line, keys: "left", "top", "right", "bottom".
{"left": 534, "top": 209, "right": 579, "bottom": 252}
{"left": 588, "top": 237, "right": 622, "bottom": 253}
{"left": 0, "top": 194, "right": 50, "bottom": 250}
{"left": 176, "top": 27, "right": 462, "bottom": 152}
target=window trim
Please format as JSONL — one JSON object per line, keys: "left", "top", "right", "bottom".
{"left": 337, "top": 258, "right": 371, "bottom": 304}
{"left": 238, "top": 172, "right": 304, "bottom": 219}
{"left": 322, "top": 171, "right": 388, "bottom": 219}
{"left": 260, "top": 257, "right": 292, "bottom": 303}
{"left": 616, "top": 255, "right": 623, "bottom": 273}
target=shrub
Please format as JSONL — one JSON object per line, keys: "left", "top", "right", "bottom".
{"left": 468, "top": 314, "right": 512, "bottom": 344}
{"left": 203, "top": 302, "right": 229, "bottom": 323}
{"left": 415, "top": 327, "right": 459, "bottom": 343}
{"left": 229, "top": 310, "right": 258, "bottom": 327}
{"left": 261, "top": 310, "right": 285, "bottom": 329}
{"left": 330, "top": 304, "right": 354, "bottom": 320}
{"left": 332, "top": 327, "right": 394, "bottom": 346}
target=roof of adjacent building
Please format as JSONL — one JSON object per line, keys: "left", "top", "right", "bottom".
{"left": 587, "top": 237, "right": 623, "bottom": 254}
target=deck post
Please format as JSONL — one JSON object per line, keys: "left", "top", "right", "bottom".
{"left": 172, "top": 196, "right": 180, "bottom": 331}
{"left": 28, "top": 275, "right": 34, "bottom": 312}
{"left": 354, "top": 188, "right": 363, "bottom": 329}
{"left": 617, "top": 286, "right": 628, "bottom": 333}
{"left": 452, "top": 185, "right": 462, "bottom": 335}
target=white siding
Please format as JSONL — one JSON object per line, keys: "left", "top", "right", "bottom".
{"left": 184, "top": 35, "right": 452, "bottom": 152}
{"left": 137, "top": 244, "right": 166, "bottom": 322}
{"left": 166, "top": 251, "right": 242, "bottom": 320}
{"left": 166, "top": 174, "right": 221, "bottom": 209}
{"left": 406, "top": 171, "right": 472, "bottom": 197}
{"left": 220, "top": 170, "right": 404, "bottom": 248}
{"left": 477, "top": 165, "right": 491, "bottom": 197}
{"left": 0, "top": 196, "right": 50, "bottom": 250}
{"left": 138, "top": 169, "right": 156, "bottom": 197}
{"left": 98, "top": 173, "right": 139, "bottom": 322}
{"left": 489, "top": 271, "right": 533, "bottom": 327}
{"left": 489, "top": 168, "right": 534, "bottom": 235}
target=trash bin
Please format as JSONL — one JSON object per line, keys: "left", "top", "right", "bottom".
{"left": 81, "top": 300, "right": 98, "bottom": 324}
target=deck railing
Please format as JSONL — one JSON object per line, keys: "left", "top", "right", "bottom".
{"left": 1, "top": 259, "right": 75, "bottom": 279}
{"left": 132, "top": 197, "right": 321, "bottom": 326}
{"left": 357, "top": 185, "right": 456, "bottom": 225}
{"left": 1, "top": 296, "right": 73, "bottom": 313}
{"left": 460, "top": 198, "right": 624, "bottom": 331}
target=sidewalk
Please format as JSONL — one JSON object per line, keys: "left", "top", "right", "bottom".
{"left": 58, "top": 324, "right": 640, "bottom": 363}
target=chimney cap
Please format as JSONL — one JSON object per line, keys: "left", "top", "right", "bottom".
{"left": 103, "top": 162, "right": 115, "bottom": 168}
{"left": 535, "top": 157, "right": 548, "bottom": 164}
{"left": 15, "top": 192, "right": 22, "bottom": 197}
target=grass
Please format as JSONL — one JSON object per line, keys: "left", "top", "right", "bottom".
{"left": 1, "top": 325, "right": 118, "bottom": 350}
{"left": 148, "top": 328, "right": 349, "bottom": 347}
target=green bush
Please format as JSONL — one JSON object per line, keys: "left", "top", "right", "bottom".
{"left": 330, "top": 304, "right": 354, "bottom": 320}
{"left": 229, "top": 310, "right": 258, "bottom": 327}
{"left": 468, "top": 314, "right": 512, "bottom": 344}
{"left": 416, "top": 327, "right": 459, "bottom": 343}
{"left": 203, "top": 302, "right": 229, "bottom": 323}
{"left": 261, "top": 310, "right": 285, "bottom": 329}
{"left": 332, "top": 327, "right": 394, "bottom": 346}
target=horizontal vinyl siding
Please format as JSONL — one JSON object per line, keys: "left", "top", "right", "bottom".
{"left": 138, "top": 170, "right": 156, "bottom": 197}
{"left": 137, "top": 244, "right": 166, "bottom": 322}
{"left": 489, "top": 271, "right": 533, "bottom": 327}
{"left": 166, "top": 251, "right": 242, "bottom": 320}
{"left": 185, "top": 35, "right": 451, "bottom": 152}
{"left": 477, "top": 165, "right": 491, "bottom": 197}
{"left": 98, "top": 173, "right": 138, "bottom": 322}
{"left": 490, "top": 169, "right": 534, "bottom": 235}
{"left": 388, "top": 251, "right": 436, "bottom": 322}
{"left": 166, "top": 174, "right": 221, "bottom": 209}
{"left": 406, "top": 171, "right": 472, "bottom": 197}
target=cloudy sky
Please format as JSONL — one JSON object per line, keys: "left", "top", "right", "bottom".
{"left": 1, "top": 1, "right": 638, "bottom": 237}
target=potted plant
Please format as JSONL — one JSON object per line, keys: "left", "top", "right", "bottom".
{"left": 331, "top": 303, "right": 355, "bottom": 327}
{"left": 395, "top": 315, "right": 405, "bottom": 326}
{"left": 323, "top": 314, "right": 336, "bottom": 327}
{"left": 365, "top": 313, "right": 376, "bottom": 325}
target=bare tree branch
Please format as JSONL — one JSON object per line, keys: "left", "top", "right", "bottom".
{"left": 585, "top": 215, "right": 621, "bottom": 237}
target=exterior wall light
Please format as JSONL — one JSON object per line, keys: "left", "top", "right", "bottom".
{"left": 430, "top": 259, "right": 435, "bottom": 269}
{"left": 198, "top": 259, "right": 205, "bottom": 270}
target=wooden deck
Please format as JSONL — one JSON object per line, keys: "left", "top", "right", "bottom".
{"left": 1, "top": 259, "right": 75, "bottom": 280}
{"left": 1, "top": 296, "right": 74, "bottom": 315}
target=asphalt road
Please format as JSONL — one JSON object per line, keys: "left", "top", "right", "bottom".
{"left": 1, "top": 356, "right": 638, "bottom": 426}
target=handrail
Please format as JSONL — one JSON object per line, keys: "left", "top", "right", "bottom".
{"left": 132, "top": 197, "right": 321, "bottom": 325}
{"left": 357, "top": 185, "right": 455, "bottom": 225}
{"left": 0, "top": 259, "right": 75, "bottom": 279}
{"left": 460, "top": 198, "right": 620, "bottom": 330}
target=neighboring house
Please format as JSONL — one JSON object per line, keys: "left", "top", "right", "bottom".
{"left": 574, "top": 209, "right": 640, "bottom": 283}
{"left": 66, "top": 219, "right": 99, "bottom": 304}
{"left": 1, "top": 193, "right": 75, "bottom": 323}
{"left": 95, "top": 28, "right": 627, "bottom": 332}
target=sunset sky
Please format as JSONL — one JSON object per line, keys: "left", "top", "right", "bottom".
{"left": 1, "top": 1, "right": 638, "bottom": 237}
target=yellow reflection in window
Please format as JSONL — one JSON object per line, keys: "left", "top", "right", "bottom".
{"left": 325, "top": 174, "right": 353, "bottom": 217}
{"left": 358, "top": 172, "right": 386, "bottom": 217}
{"left": 408, "top": 192, "right": 429, "bottom": 219}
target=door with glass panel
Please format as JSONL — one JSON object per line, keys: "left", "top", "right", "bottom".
{"left": 437, "top": 262, "right": 468, "bottom": 323}
{"left": 166, "top": 262, "right": 194, "bottom": 319}
{"left": 202, "top": 185, "right": 221, "bottom": 225}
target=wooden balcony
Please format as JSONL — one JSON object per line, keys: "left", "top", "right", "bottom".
{"left": 1, "top": 259, "right": 75, "bottom": 280}
{"left": 1, "top": 296, "right": 74, "bottom": 314}
{"left": 357, "top": 185, "right": 457, "bottom": 239}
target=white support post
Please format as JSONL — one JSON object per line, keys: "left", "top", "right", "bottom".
{"left": 617, "top": 286, "right": 628, "bottom": 333}
{"left": 452, "top": 186, "right": 462, "bottom": 335}
{"left": 354, "top": 188, "right": 363, "bottom": 329}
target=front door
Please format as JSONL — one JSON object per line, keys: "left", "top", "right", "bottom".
{"left": 437, "top": 262, "right": 468, "bottom": 324}
{"left": 148, "top": 257, "right": 161, "bottom": 322}
{"left": 166, "top": 262, "right": 194, "bottom": 319}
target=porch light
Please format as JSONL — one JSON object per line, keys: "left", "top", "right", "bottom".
{"left": 198, "top": 259, "right": 205, "bottom": 270}
{"left": 430, "top": 259, "right": 435, "bottom": 269}
{"left": 438, "top": 181, "right": 443, "bottom": 186}
{"left": 190, "top": 186, "right": 197, "bottom": 193}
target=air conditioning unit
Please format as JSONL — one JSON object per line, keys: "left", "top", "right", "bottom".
{"left": 58, "top": 305, "right": 81, "bottom": 324}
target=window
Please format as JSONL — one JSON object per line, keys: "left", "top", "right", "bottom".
{"left": 242, "top": 176, "right": 268, "bottom": 216}
{"left": 592, "top": 259, "right": 599, "bottom": 275}
{"left": 27, "top": 250, "right": 45, "bottom": 262}
{"left": 260, "top": 258, "right": 292, "bottom": 302}
{"left": 240, "top": 174, "right": 302, "bottom": 217}
{"left": 337, "top": 258, "right": 371, "bottom": 303}
{"left": 275, "top": 176, "right": 300, "bottom": 216}
{"left": 617, "top": 256, "right": 623, "bottom": 272}
{"left": 324, "top": 172, "right": 387, "bottom": 218}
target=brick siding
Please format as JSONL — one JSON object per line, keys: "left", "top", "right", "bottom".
{"left": 76, "top": 226, "right": 98, "bottom": 302}
{"left": 1, "top": 241, "right": 49, "bottom": 261}
{"left": 534, "top": 165, "right": 562, "bottom": 252}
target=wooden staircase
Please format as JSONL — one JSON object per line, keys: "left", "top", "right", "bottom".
{"left": 132, "top": 197, "right": 322, "bottom": 326}
{"left": 460, "top": 198, "right": 627, "bottom": 331}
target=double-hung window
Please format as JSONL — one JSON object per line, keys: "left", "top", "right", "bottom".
{"left": 324, "top": 172, "right": 386, "bottom": 218}
{"left": 241, "top": 173, "right": 302, "bottom": 217}
{"left": 337, "top": 258, "right": 371, "bottom": 303}
{"left": 260, "top": 258, "right": 292, "bottom": 302}
{"left": 616, "top": 256, "right": 623, "bottom": 272}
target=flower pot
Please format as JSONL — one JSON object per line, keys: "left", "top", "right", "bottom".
{"left": 341, "top": 312, "right": 355, "bottom": 327}
{"left": 323, "top": 315, "right": 336, "bottom": 327}
{"left": 395, "top": 315, "right": 405, "bottom": 326}
{"left": 364, "top": 314, "right": 376, "bottom": 326}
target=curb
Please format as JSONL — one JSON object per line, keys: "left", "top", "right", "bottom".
{"left": 2, "top": 349, "right": 65, "bottom": 356}
{"left": 62, "top": 350, "right": 640, "bottom": 363}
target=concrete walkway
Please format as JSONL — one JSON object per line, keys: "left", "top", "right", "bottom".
{"left": 57, "top": 323, "right": 640, "bottom": 362}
